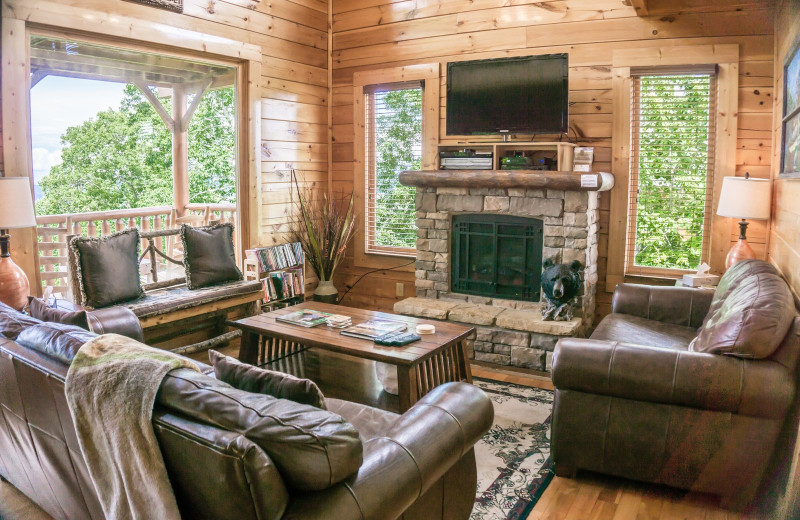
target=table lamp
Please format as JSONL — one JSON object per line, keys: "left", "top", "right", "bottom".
{"left": 0, "top": 177, "right": 37, "bottom": 310}
{"left": 716, "top": 173, "right": 771, "bottom": 269}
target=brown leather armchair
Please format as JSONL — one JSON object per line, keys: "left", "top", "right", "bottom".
{"left": 551, "top": 260, "right": 800, "bottom": 510}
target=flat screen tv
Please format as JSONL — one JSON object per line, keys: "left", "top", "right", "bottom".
{"left": 446, "top": 54, "right": 569, "bottom": 135}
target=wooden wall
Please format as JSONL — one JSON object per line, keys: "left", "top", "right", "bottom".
{"left": 330, "top": 0, "right": 776, "bottom": 317}
{"left": 1, "top": 0, "right": 329, "bottom": 246}
{"left": 769, "top": 0, "right": 800, "bottom": 301}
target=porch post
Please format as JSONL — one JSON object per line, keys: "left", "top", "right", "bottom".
{"left": 172, "top": 85, "right": 189, "bottom": 217}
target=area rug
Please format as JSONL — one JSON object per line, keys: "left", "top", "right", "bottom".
{"left": 471, "top": 378, "right": 555, "bottom": 520}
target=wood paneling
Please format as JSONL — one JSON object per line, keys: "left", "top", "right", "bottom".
{"left": 770, "top": 0, "right": 800, "bottom": 301}
{"left": 331, "top": 0, "right": 775, "bottom": 317}
{"left": 1, "top": 0, "right": 328, "bottom": 252}
{"left": 768, "top": 2, "right": 800, "bottom": 516}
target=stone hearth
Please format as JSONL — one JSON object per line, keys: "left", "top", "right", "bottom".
{"left": 393, "top": 170, "right": 613, "bottom": 372}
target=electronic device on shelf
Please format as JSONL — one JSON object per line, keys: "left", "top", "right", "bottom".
{"left": 439, "top": 149, "right": 493, "bottom": 169}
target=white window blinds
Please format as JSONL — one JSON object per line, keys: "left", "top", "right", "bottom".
{"left": 364, "top": 81, "right": 422, "bottom": 255}
{"left": 625, "top": 68, "right": 718, "bottom": 276}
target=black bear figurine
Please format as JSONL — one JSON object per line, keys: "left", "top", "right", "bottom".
{"left": 541, "top": 259, "right": 583, "bottom": 321}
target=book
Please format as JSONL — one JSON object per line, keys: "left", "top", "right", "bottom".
{"left": 276, "top": 309, "right": 333, "bottom": 328}
{"left": 340, "top": 319, "right": 408, "bottom": 340}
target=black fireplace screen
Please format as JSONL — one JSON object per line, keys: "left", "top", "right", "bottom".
{"left": 451, "top": 214, "right": 543, "bottom": 301}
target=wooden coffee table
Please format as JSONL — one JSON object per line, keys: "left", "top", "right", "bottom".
{"left": 232, "top": 302, "right": 474, "bottom": 412}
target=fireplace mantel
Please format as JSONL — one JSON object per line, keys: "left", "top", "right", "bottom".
{"left": 399, "top": 170, "right": 614, "bottom": 191}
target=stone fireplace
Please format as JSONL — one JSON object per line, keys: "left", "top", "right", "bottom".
{"left": 394, "top": 170, "right": 613, "bottom": 372}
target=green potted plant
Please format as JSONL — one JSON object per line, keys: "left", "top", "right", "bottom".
{"left": 289, "top": 173, "right": 356, "bottom": 303}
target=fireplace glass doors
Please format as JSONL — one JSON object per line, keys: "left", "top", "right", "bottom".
{"left": 451, "top": 214, "right": 543, "bottom": 302}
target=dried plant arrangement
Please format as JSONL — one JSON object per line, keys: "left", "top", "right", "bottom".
{"left": 289, "top": 172, "right": 356, "bottom": 297}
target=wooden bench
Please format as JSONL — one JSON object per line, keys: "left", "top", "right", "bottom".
{"left": 66, "top": 228, "right": 263, "bottom": 354}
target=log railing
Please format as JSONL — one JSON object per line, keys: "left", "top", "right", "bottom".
{"left": 36, "top": 203, "right": 236, "bottom": 298}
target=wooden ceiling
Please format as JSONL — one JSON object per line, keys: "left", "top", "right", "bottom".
{"left": 29, "top": 36, "right": 234, "bottom": 89}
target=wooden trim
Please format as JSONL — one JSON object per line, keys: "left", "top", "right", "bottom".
{"left": 2, "top": 1, "right": 262, "bottom": 62}
{"left": 352, "top": 63, "right": 440, "bottom": 270}
{"left": 709, "top": 61, "right": 740, "bottom": 273}
{"left": 3, "top": 2, "right": 263, "bottom": 270}
{"left": 607, "top": 44, "right": 740, "bottom": 292}
{"left": 1, "top": 19, "right": 41, "bottom": 296}
{"left": 606, "top": 66, "right": 631, "bottom": 293}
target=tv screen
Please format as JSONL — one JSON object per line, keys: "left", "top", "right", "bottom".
{"left": 446, "top": 54, "right": 569, "bottom": 135}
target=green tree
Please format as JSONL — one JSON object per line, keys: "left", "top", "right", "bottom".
{"left": 633, "top": 74, "right": 712, "bottom": 270}
{"left": 374, "top": 88, "right": 422, "bottom": 248}
{"left": 36, "top": 84, "right": 235, "bottom": 216}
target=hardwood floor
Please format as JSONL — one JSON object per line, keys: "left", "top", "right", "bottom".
{"left": 0, "top": 359, "right": 774, "bottom": 519}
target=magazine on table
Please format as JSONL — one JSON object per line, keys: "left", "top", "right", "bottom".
{"left": 340, "top": 319, "right": 407, "bottom": 340}
{"left": 276, "top": 309, "right": 333, "bottom": 328}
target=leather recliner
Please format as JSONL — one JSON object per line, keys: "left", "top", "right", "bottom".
{"left": 550, "top": 260, "right": 800, "bottom": 510}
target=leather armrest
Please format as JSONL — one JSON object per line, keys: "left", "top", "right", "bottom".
{"left": 612, "top": 284, "right": 714, "bottom": 328}
{"left": 281, "top": 382, "right": 494, "bottom": 520}
{"left": 552, "top": 338, "right": 795, "bottom": 420}
{"left": 86, "top": 306, "right": 144, "bottom": 342}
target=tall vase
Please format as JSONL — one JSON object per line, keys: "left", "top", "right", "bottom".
{"left": 313, "top": 280, "right": 339, "bottom": 304}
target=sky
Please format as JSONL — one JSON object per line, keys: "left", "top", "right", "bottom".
{"left": 30, "top": 76, "right": 127, "bottom": 190}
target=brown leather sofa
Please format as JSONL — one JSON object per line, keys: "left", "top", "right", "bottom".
{"left": 551, "top": 260, "right": 800, "bottom": 509}
{"left": 0, "top": 307, "right": 494, "bottom": 520}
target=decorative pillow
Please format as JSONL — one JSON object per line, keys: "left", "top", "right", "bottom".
{"left": 209, "top": 350, "right": 326, "bottom": 409}
{"left": 16, "top": 322, "right": 96, "bottom": 364}
{"left": 0, "top": 301, "right": 42, "bottom": 340}
{"left": 181, "top": 223, "right": 243, "bottom": 290}
{"left": 70, "top": 229, "right": 143, "bottom": 309}
{"left": 689, "top": 260, "right": 795, "bottom": 359}
{"left": 157, "top": 367, "right": 362, "bottom": 491}
{"left": 28, "top": 297, "right": 89, "bottom": 330}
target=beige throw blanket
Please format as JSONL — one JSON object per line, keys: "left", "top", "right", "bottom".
{"left": 65, "top": 333, "right": 200, "bottom": 520}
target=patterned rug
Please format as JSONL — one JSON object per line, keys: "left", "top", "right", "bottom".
{"left": 471, "top": 378, "right": 555, "bottom": 520}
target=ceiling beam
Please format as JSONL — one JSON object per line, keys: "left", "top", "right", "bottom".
{"left": 630, "top": 0, "right": 649, "bottom": 16}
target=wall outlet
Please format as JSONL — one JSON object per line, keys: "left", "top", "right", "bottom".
{"left": 396, "top": 282, "right": 404, "bottom": 297}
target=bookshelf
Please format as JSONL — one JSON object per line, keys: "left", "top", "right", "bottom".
{"left": 244, "top": 242, "right": 306, "bottom": 311}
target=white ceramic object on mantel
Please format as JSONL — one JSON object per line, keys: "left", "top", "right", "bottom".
{"left": 375, "top": 362, "right": 399, "bottom": 394}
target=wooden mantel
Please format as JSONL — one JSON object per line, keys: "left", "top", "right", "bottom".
{"left": 399, "top": 170, "right": 615, "bottom": 192}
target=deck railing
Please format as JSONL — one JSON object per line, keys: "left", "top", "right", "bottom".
{"left": 36, "top": 203, "right": 237, "bottom": 298}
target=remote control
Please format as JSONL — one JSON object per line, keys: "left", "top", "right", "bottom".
{"left": 374, "top": 332, "right": 421, "bottom": 346}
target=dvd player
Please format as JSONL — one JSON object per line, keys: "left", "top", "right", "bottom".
{"left": 440, "top": 157, "right": 493, "bottom": 170}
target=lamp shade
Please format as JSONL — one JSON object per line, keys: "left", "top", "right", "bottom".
{"left": 717, "top": 176, "right": 771, "bottom": 220}
{"left": 0, "top": 178, "right": 37, "bottom": 229}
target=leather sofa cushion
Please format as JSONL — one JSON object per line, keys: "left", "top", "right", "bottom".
{"left": 157, "top": 368, "right": 363, "bottom": 491}
{"left": 15, "top": 322, "right": 97, "bottom": 364}
{"left": 209, "top": 350, "right": 326, "bottom": 409}
{"left": 591, "top": 313, "right": 697, "bottom": 348}
{"left": 28, "top": 297, "right": 89, "bottom": 330}
{"left": 690, "top": 260, "right": 795, "bottom": 359}
{"left": 181, "top": 224, "right": 242, "bottom": 290}
{"left": 0, "top": 301, "right": 42, "bottom": 340}
{"left": 71, "top": 229, "right": 144, "bottom": 308}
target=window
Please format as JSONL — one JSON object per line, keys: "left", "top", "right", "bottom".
{"left": 625, "top": 68, "right": 718, "bottom": 276}
{"left": 364, "top": 82, "right": 422, "bottom": 255}
{"left": 352, "top": 64, "right": 439, "bottom": 267}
